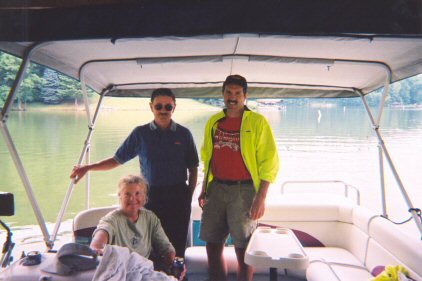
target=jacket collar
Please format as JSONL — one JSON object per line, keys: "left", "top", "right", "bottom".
{"left": 222, "top": 105, "right": 251, "bottom": 116}
{"left": 218, "top": 105, "right": 251, "bottom": 120}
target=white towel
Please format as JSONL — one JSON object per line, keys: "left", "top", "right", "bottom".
{"left": 92, "top": 245, "right": 177, "bottom": 281}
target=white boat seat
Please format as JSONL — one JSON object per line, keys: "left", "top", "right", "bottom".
{"left": 73, "top": 206, "right": 118, "bottom": 245}
{"left": 186, "top": 194, "right": 422, "bottom": 281}
{"left": 304, "top": 247, "right": 363, "bottom": 267}
{"left": 306, "top": 260, "right": 373, "bottom": 281}
{"left": 184, "top": 247, "right": 365, "bottom": 280}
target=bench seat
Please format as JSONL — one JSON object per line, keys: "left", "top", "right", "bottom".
{"left": 185, "top": 246, "right": 367, "bottom": 280}
{"left": 186, "top": 194, "right": 422, "bottom": 281}
{"left": 71, "top": 195, "right": 422, "bottom": 281}
{"left": 306, "top": 261, "right": 372, "bottom": 281}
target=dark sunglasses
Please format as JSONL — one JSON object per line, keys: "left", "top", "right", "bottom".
{"left": 154, "top": 103, "right": 173, "bottom": 111}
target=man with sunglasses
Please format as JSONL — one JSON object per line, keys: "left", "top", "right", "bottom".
{"left": 198, "top": 75, "right": 279, "bottom": 281}
{"left": 70, "top": 88, "right": 199, "bottom": 259}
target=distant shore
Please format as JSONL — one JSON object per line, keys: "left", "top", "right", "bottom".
{"left": 9, "top": 97, "right": 220, "bottom": 112}
{"left": 7, "top": 98, "right": 422, "bottom": 112}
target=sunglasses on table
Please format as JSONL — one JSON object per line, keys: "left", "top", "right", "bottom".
{"left": 154, "top": 103, "right": 174, "bottom": 111}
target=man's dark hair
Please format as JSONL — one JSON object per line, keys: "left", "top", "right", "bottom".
{"left": 151, "top": 88, "right": 176, "bottom": 102}
{"left": 222, "top": 74, "right": 248, "bottom": 94}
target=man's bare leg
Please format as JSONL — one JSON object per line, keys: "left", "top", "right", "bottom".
{"left": 206, "top": 242, "right": 227, "bottom": 281}
{"left": 235, "top": 247, "right": 254, "bottom": 281}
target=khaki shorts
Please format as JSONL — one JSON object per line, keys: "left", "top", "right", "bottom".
{"left": 199, "top": 180, "right": 257, "bottom": 248}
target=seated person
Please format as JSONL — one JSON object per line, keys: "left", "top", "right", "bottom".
{"left": 90, "top": 174, "right": 176, "bottom": 273}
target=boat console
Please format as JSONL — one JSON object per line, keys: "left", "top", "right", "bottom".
{"left": 1, "top": 252, "right": 96, "bottom": 281}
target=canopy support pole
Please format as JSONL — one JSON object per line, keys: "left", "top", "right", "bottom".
{"left": 358, "top": 90, "right": 422, "bottom": 238}
{"left": 85, "top": 146, "right": 91, "bottom": 210}
{"left": 371, "top": 76, "right": 392, "bottom": 218}
{"left": 0, "top": 47, "right": 52, "bottom": 249}
{"left": 376, "top": 76, "right": 391, "bottom": 217}
{"left": 50, "top": 86, "right": 111, "bottom": 244}
{"left": 378, "top": 145, "right": 387, "bottom": 217}
{"left": 80, "top": 71, "right": 92, "bottom": 210}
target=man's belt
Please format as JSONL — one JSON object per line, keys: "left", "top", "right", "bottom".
{"left": 214, "top": 178, "right": 253, "bottom": 186}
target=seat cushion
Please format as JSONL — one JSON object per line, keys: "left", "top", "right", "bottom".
{"left": 73, "top": 206, "right": 118, "bottom": 245}
{"left": 187, "top": 273, "right": 305, "bottom": 281}
{"left": 307, "top": 260, "right": 372, "bottom": 281}
{"left": 330, "top": 264, "right": 373, "bottom": 281}
{"left": 305, "top": 247, "right": 375, "bottom": 281}
{"left": 305, "top": 247, "right": 363, "bottom": 266}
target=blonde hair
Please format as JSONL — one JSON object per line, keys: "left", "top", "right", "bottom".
{"left": 117, "top": 174, "right": 149, "bottom": 203}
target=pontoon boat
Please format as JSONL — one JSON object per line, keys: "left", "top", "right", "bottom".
{"left": 0, "top": 1, "right": 421, "bottom": 280}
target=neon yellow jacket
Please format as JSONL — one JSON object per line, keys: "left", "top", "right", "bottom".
{"left": 201, "top": 107, "right": 279, "bottom": 192}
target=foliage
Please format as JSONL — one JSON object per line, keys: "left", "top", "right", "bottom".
{"left": 41, "top": 68, "right": 61, "bottom": 104}
{"left": 58, "top": 74, "right": 86, "bottom": 102}
{"left": 0, "top": 53, "right": 46, "bottom": 109}
{"left": 0, "top": 51, "right": 95, "bottom": 109}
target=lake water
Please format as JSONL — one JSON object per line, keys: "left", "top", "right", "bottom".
{"left": 1, "top": 98, "right": 422, "bottom": 255}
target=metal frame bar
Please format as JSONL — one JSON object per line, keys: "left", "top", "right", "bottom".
{"left": 85, "top": 146, "right": 91, "bottom": 209}
{"left": 80, "top": 67, "right": 93, "bottom": 210}
{"left": 50, "top": 86, "right": 111, "bottom": 243}
{"left": 280, "top": 180, "right": 361, "bottom": 205}
{"left": 80, "top": 68, "right": 92, "bottom": 124}
{"left": 79, "top": 53, "right": 391, "bottom": 96}
{"left": 358, "top": 90, "right": 422, "bottom": 237}
{"left": 376, "top": 76, "right": 391, "bottom": 218}
{"left": 0, "top": 45, "right": 52, "bottom": 248}
{"left": 80, "top": 54, "right": 390, "bottom": 70}
{"left": 376, "top": 77, "right": 391, "bottom": 125}
{"left": 0, "top": 219, "right": 15, "bottom": 268}
{"left": 378, "top": 145, "right": 387, "bottom": 217}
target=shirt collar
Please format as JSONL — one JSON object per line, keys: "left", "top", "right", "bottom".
{"left": 149, "top": 120, "right": 177, "bottom": 132}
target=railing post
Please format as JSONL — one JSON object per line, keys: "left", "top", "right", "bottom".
{"left": 50, "top": 87, "right": 112, "bottom": 244}
{"left": 378, "top": 145, "right": 387, "bottom": 217}
{"left": 358, "top": 89, "right": 422, "bottom": 238}
{"left": 0, "top": 44, "right": 52, "bottom": 248}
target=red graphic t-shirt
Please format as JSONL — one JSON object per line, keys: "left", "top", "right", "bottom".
{"left": 211, "top": 116, "right": 252, "bottom": 180}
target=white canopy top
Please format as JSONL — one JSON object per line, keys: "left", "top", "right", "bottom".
{"left": 1, "top": 34, "right": 422, "bottom": 98}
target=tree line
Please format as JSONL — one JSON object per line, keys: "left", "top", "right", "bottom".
{"left": 0, "top": 52, "right": 93, "bottom": 110}
{"left": 1, "top": 51, "right": 421, "bottom": 110}
{"left": 343, "top": 75, "right": 422, "bottom": 107}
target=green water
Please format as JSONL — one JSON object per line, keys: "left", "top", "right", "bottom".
{"left": 1, "top": 100, "right": 422, "bottom": 237}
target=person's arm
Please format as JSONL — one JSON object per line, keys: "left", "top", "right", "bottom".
{"left": 198, "top": 118, "right": 214, "bottom": 209}
{"left": 90, "top": 229, "right": 109, "bottom": 255}
{"left": 249, "top": 117, "right": 279, "bottom": 220}
{"left": 250, "top": 180, "right": 270, "bottom": 220}
{"left": 198, "top": 180, "right": 207, "bottom": 208}
{"left": 188, "top": 167, "right": 198, "bottom": 196}
{"left": 150, "top": 213, "right": 176, "bottom": 271}
{"left": 70, "top": 157, "right": 120, "bottom": 184}
{"left": 163, "top": 250, "right": 176, "bottom": 272}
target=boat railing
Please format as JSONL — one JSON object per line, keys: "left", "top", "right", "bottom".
{"left": 280, "top": 180, "right": 361, "bottom": 205}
